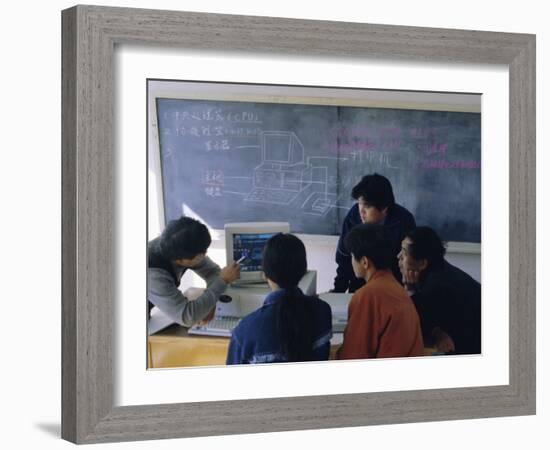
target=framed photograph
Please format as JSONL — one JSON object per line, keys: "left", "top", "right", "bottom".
{"left": 62, "top": 5, "right": 535, "bottom": 444}
{"left": 145, "top": 79, "right": 483, "bottom": 369}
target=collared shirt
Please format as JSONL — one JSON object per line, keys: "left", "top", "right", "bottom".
{"left": 226, "top": 288, "right": 333, "bottom": 364}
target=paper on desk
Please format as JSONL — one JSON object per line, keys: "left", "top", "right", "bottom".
{"left": 318, "top": 292, "right": 352, "bottom": 301}
{"left": 148, "top": 307, "right": 176, "bottom": 335}
{"left": 330, "top": 333, "right": 344, "bottom": 345}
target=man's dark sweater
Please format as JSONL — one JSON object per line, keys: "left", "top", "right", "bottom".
{"left": 411, "top": 260, "right": 481, "bottom": 355}
{"left": 333, "top": 203, "right": 416, "bottom": 293}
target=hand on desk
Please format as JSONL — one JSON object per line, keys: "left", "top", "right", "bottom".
{"left": 432, "top": 327, "right": 455, "bottom": 353}
{"left": 197, "top": 306, "right": 216, "bottom": 325}
{"left": 220, "top": 262, "right": 241, "bottom": 284}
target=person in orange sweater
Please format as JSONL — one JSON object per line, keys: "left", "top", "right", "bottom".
{"left": 337, "top": 224, "right": 424, "bottom": 359}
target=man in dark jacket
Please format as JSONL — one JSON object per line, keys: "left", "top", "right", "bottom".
{"left": 398, "top": 226, "right": 481, "bottom": 355}
{"left": 333, "top": 173, "right": 416, "bottom": 292}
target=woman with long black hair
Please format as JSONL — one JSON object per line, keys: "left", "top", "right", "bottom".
{"left": 226, "top": 233, "right": 332, "bottom": 364}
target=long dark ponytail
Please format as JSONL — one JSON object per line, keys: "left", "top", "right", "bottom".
{"left": 262, "top": 233, "right": 314, "bottom": 362}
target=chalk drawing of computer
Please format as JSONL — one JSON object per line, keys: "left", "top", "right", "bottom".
{"left": 245, "top": 131, "right": 311, "bottom": 205}
{"left": 244, "top": 131, "right": 345, "bottom": 216}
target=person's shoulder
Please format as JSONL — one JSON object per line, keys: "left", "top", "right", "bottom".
{"left": 419, "top": 264, "right": 445, "bottom": 286}
{"left": 343, "top": 203, "right": 360, "bottom": 222}
{"left": 148, "top": 236, "right": 160, "bottom": 248}
{"left": 353, "top": 272, "right": 398, "bottom": 298}
{"left": 240, "top": 301, "right": 276, "bottom": 327}
{"left": 391, "top": 203, "right": 415, "bottom": 221}
{"left": 305, "top": 294, "right": 332, "bottom": 314}
{"left": 233, "top": 302, "right": 274, "bottom": 342}
{"left": 232, "top": 311, "right": 255, "bottom": 339}
{"left": 349, "top": 282, "right": 373, "bottom": 303}
{"left": 239, "top": 307, "right": 262, "bottom": 326}
{"left": 147, "top": 267, "right": 173, "bottom": 282}
{"left": 420, "top": 262, "right": 464, "bottom": 295}
{"left": 147, "top": 267, "right": 178, "bottom": 296}
{"left": 444, "top": 261, "right": 481, "bottom": 287}
{"left": 368, "top": 271, "right": 402, "bottom": 294}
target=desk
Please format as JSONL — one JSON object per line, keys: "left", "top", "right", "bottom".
{"left": 148, "top": 329, "right": 436, "bottom": 368}
{"left": 148, "top": 325, "right": 343, "bottom": 368}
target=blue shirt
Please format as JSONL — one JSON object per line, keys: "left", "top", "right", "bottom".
{"left": 226, "top": 288, "right": 333, "bottom": 364}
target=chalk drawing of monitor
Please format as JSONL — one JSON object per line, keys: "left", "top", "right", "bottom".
{"left": 245, "top": 132, "right": 308, "bottom": 204}
{"left": 262, "top": 131, "right": 304, "bottom": 165}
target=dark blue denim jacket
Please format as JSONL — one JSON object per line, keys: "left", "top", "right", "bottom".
{"left": 226, "top": 288, "right": 333, "bottom": 364}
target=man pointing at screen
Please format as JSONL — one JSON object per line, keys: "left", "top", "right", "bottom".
{"left": 148, "top": 216, "right": 240, "bottom": 328}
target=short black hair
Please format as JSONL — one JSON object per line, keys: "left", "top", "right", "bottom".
{"left": 404, "top": 226, "right": 446, "bottom": 268}
{"left": 262, "top": 233, "right": 307, "bottom": 288}
{"left": 351, "top": 173, "right": 395, "bottom": 210}
{"left": 159, "top": 216, "right": 211, "bottom": 260}
{"left": 344, "top": 224, "right": 392, "bottom": 270}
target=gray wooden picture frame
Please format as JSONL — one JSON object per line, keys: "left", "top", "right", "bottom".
{"left": 61, "top": 5, "right": 536, "bottom": 444}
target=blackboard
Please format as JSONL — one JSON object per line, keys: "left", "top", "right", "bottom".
{"left": 155, "top": 98, "right": 481, "bottom": 242}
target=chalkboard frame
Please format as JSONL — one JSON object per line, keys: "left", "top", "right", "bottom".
{"left": 148, "top": 79, "right": 483, "bottom": 247}
{"left": 62, "top": 5, "right": 535, "bottom": 444}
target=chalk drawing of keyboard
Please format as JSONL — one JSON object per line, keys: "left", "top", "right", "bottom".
{"left": 245, "top": 188, "right": 299, "bottom": 205}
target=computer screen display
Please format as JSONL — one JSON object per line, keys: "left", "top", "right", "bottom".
{"left": 232, "top": 233, "right": 276, "bottom": 272}
{"left": 225, "top": 222, "right": 290, "bottom": 283}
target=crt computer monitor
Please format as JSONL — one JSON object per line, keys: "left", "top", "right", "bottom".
{"left": 225, "top": 222, "right": 290, "bottom": 284}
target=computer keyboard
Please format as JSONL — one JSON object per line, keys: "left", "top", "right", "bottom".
{"left": 332, "top": 315, "right": 347, "bottom": 333}
{"left": 188, "top": 316, "right": 242, "bottom": 337}
{"left": 189, "top": 315, "right": 346, "bottom": 337}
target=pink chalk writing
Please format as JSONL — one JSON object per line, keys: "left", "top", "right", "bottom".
{"left": 333, "top": 126, "right": 401, "bottom": 139}
{"left": 329, "top": 140, "right": 402, "bottom": 154}
{"left": 420, "top": 142, "right": 449, "bottom": 156}
{"left": 409, "top": 126, "right": 450, "bottom": 139}
{"left": 419, "top": 159, "right": 480, "bottom": 170}
{"left": 329, "top": 126, "right": 405, "bottom": 154}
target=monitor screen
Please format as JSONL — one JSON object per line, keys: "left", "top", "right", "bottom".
{"left": 225, "top": 222, "right": 290, "bottom": 283}
{"left": 232, "top": 233, "right": 276, "bottom": 272}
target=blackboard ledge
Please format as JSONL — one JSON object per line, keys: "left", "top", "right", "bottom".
{"left": 446, "top": 242, "right": 481, "bottom": 254}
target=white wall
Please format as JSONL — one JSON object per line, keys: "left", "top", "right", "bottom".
{"left": 1, "top": 1, "right": 545, "bottom": 449}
